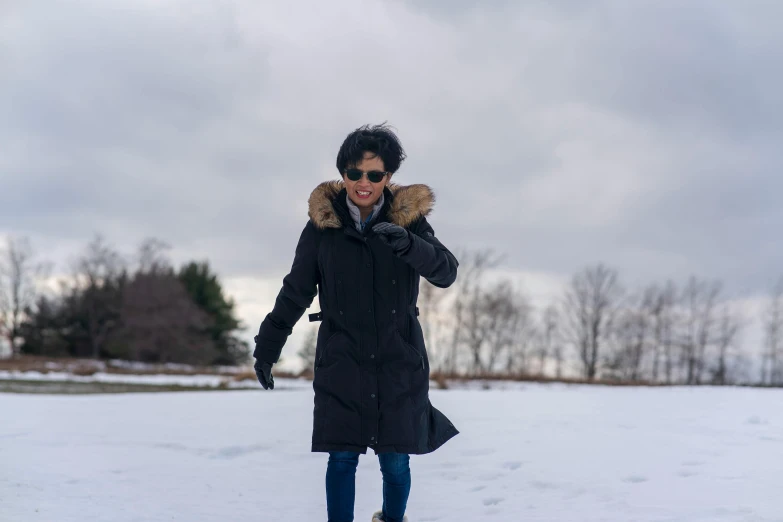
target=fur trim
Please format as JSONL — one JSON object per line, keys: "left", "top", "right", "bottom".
{"left": 307, "top": 180, "right": 343, "bottom": 230}
{"left": 371, "top": 511, "right": 408, "bottom": 522}
{"left": 387, "top": 182, "right": 435, "bottom": 228}
{"left": 308, "top": 181, "right": 434, "bottom": 230}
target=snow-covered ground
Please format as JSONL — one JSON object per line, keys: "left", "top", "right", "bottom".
{"left": 2, "top": 384, "right": 782, "bottom": 521}
{"left": 0, "top": 369, "right": 276, "bottom": 389}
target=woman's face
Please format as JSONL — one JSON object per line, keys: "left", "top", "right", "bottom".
{"left": 342, "top": 152, "right": 390, "bottom": 211}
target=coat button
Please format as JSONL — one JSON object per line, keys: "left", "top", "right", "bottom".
{"left": 370, "top": 436, "right": 375, "bottom": 441}
{"left": 370, "top": 354, "right": 375, "bottom": 359}
{"left": 392, "top": 279, "right": 396, "bottom": 284}
{"left": 340, "top": 311, "right": 344, "bottom": 315}
{"left": 366, "top": 263, "right": 371, "bottom": 268}
{"left": 368, "top": 308, "right": 372, "bottom": 313}
{"left": 371, "top": 394, "right": 375, "bottom": 398}
{"left": 391, "top": 309, "right": 396, "bottom": 314}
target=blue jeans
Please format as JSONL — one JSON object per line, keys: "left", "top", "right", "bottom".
{"left": 326, "top": 451, "right": 411, "bottom": 522}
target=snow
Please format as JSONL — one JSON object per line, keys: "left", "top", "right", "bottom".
{"left": 2, "top": 384, "right": 782, "bottom": 521}
{"left": 1, "top": 369, "right": 230, "bottom": 386}
{"left": 105, "top": 359, "right": 245, "bottom": 374}
{"left": 0, "top": 370, "right": 313, "bottom": 390}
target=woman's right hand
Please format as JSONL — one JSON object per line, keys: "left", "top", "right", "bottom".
{"left": 254, "top": 359, "right": 275, "bottom": 390}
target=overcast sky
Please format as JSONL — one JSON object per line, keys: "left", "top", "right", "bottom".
{"left": 2, "top": 0, "right": 781, "bottom": 362}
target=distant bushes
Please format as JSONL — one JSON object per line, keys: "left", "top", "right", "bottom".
{"left": 3, "top": 235, "right": 250, "bottom": 366}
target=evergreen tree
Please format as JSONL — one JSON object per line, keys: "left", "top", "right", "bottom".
{"left": 178, "top": 261, "right": 249, "bottom": 365}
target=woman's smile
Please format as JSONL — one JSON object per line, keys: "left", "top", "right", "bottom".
{"left": 343, "top": 152, "right": 389, "bottom": 212}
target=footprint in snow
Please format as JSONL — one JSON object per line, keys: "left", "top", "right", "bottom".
{"left": 209, "top": 445, "right": 269, "bottom": 459}
{"left": 154, "top": 442, "right": 190, "bottom": 452}
{"left": 623, "top": 475, "right": 648, "bottom": 484}
{"left": 478, "top": 472, "right": 504, "bottom": 481}
{"left": 562, "top": 487, "right": 586, "bottom": 500}
{"left": 483, "top": 497, "right": 505, "bottom": 506}
{"left": 470, "top": 485, "right": 487, "bottom": 492}
{"left": 502, "top": 461, "right": 523, "bottom": 471}
{"left": 530, "top": 480, "right": 558, "bottom": 490}
{"left": 678, "top": 470, "right": 698, "bottom": 478}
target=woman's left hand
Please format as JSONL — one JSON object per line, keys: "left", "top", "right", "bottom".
{"left": 372, "top": 222, "right": 412, "bottom": 255}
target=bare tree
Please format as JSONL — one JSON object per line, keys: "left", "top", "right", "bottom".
{"left": 478, "top": 281, "right": 513, "bottom": 373}
{"left": 113, "top": 271, "right": 216, "bottom": 365}
{"left": 649, "top": 281, "right": 677, "bottom": 383}
{"left": 545, "top": 306, "right": 565, "bottom": 378}
{"left": 418, "top": 278, "right": 450, "bottom": 372}
{"left": 72, "top": 234, "right": 126, "bottom": 359}
{"left": 449, "top": 249, "right": 502, "bottom": 376}
{"left": 711, "top": 304, "right": 743, "bottom": 385}
{"left": 136, "top": 237, "right": 172, "bottom": 275}
{"left": 533, "top": 305, "right": 561, "bottom": 377}
{"left": 298, "top": 326, "right": 318, "bottom": 372}
{"left": 762, "top": 277, "right": 783, "bottom": 385}
{"left": 0, "top": 237, "right": 50, "bottom": 356}
{"left": 606, "top": 285, "right": 657, "bottom": 382}
{"left": 497, "top": 286, "right": 532, "bottom": 376}
{"left": 563, "top": 264, "right": 622, "bottom": 381}
{"left": 679, "top": 277, "right": 721, "bottom": 385}
{"left": 463, "top": 280, "right": 497, "bottom": 376}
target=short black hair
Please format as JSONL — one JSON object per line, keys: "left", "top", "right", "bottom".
{"left": 336, "top": 123, "right": 407, "bottom": 175}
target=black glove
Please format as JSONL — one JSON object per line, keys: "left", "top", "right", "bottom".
{"left": 254, "top": 359, "right": 274, "bottom": 390}
{"left": 372, "top": 222, "right": 412, "bottom": 255}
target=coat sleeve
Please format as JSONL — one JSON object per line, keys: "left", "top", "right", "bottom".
{"left": 253, "top": 221, "right": 320, "bottom": 364}
{"left": 398, "top": 216, "right": 459, "bottom": 288}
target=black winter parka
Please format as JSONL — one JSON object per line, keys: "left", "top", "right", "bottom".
{"left": 254, "top": 181, "right": 459, "bottom": 455}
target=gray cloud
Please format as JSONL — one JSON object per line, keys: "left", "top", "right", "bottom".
{"left": 2, "top": 0, "right": 782, "bottom": 300}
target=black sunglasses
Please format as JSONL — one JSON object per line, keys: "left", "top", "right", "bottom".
{"left": 345, "top": 168, "right": 388, "bottom": 183}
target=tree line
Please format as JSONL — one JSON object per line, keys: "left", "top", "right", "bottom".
{"left": 5, "top": 234, "right": 781, "bottom": 386}
{"left": 406, "top": 250, "right": 782, "bottom": 386}
{"left": 0, "top": 235, "right": 249, "bottom": 366}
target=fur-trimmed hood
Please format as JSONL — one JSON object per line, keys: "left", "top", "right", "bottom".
{"left": 308, "top": 181, "right": 435, "bottom": 230}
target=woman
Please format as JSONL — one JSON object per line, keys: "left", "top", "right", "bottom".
{"left": 253, "top": 124, "right": 459, "bottom": 522}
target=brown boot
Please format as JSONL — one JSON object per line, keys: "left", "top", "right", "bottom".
{"left": 371, "top": 510, "right": 409, "bottom": 522}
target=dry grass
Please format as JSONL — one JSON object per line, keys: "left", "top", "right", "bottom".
{"left": 70, "top": 366, "right": 100, "bottom": 377}
{"left": 0, "top": 355, "right": 56, "bottom": 372}
{"left": 232, "top": 370, "right": 257, "bottom": 382}
{"left": 429, "top": 370, "right": 668, "bottom": 388}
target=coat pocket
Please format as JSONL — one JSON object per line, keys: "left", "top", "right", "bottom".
{"left": 317, "top": 330, "right": 342, "bottom": 368}
{"left": 395, "top": 329, "right": 425, "bottom": 371}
